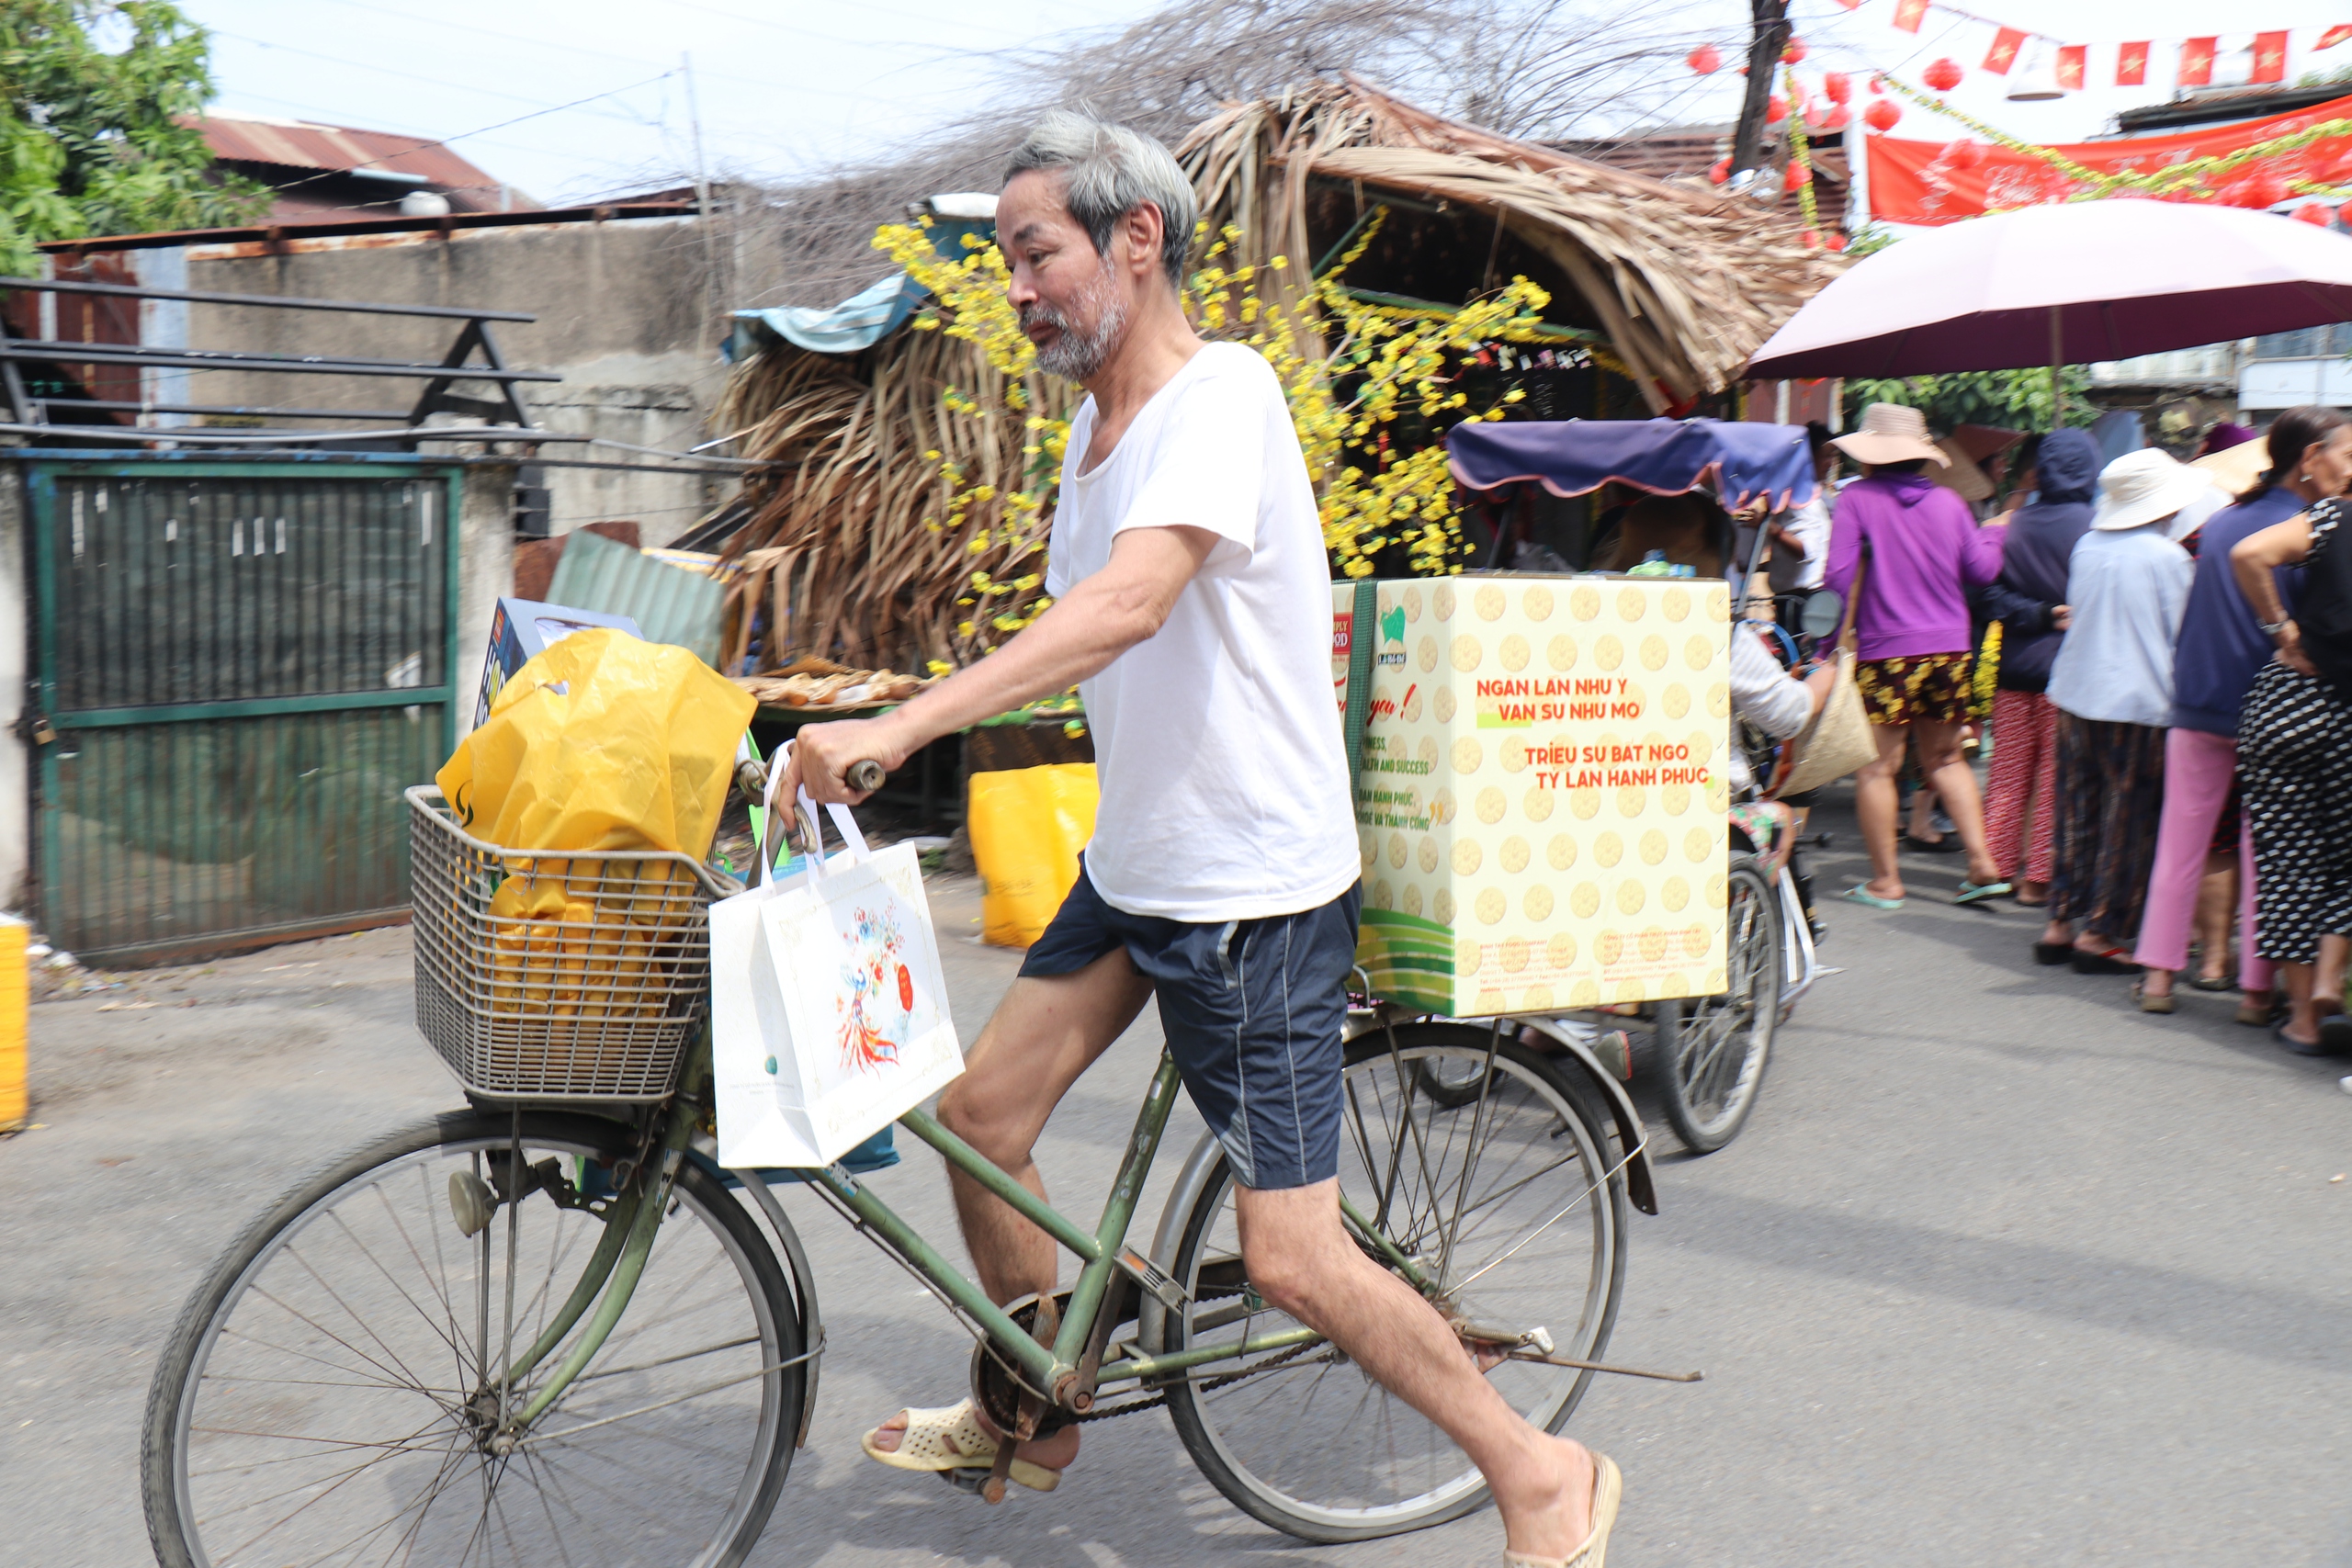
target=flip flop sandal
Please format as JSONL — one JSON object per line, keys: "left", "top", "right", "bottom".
{"left": 860, "top": 1400, "right": 1062, "bottom": 1493}
{"left": 2069, "top": 946, "right": 2136, "bottom": 976}
{"left": 1953, "top": 879, "right": 2012, "bottom": 906}
{"left": 1901, "top": 833, "right": 1962, "bottom": 855}
{"left": 1504, "top": 1451, "right": 1622, "bottom": 1568}
{"left": 2188, "top": 974, "right": 2238, "bottom": 992}
{"left": 2032, "top": 941, "right": 2074, "bottom": 965}
{"left": 2237, "top": 995, "right": 2278, "bottom": 1028}
{"left": 2272, "top": 1018, "right": 2331, "bottom": 1057}
{"left": 2130, "top": 979, "right": 2175, "bottom": 1014}
{"left": 1838, "top": 884, "right": 1904, "bottom": 910}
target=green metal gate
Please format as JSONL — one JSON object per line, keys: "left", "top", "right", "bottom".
{"left": 28, "top": 458, "right": 462, "bottom": 964}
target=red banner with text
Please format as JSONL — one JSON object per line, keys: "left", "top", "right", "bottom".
{"left": 1867, "top": 90, "right": 2352, "bottom": 224}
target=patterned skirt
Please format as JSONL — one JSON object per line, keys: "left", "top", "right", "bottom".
{"left": 2237, "top": 661, "right": 2352, "bottom": 964}
{"left": 2048, "top": 714, "right": 2167, "bottom": 940}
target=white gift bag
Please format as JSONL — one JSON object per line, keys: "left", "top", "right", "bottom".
{"left": 713, "top": 751, "right": 962, "bottom": 1168}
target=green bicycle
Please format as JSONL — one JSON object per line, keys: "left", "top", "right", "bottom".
{"left": 139, "top": 788, "right": 1657, "bottom": 1567}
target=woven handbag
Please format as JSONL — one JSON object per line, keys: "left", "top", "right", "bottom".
{"left": 1772, "top": 556, "right": 1879, "bottom": 797}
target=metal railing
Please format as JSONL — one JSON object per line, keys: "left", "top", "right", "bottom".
{"left": 0, "top": 273, "right": 556, "bottom": 446}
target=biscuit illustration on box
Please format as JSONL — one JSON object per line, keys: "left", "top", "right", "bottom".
{"left": 1336, "top": 576, "right": 1729, "bottom": 1015}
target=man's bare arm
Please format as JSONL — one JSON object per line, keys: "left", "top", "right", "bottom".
{"left": 781, "top": 525, "right": 1218, "bottom": 805}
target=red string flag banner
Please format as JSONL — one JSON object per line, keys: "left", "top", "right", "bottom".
{"left": 2180, "top": 37, "right": 2217, "bottom": 87}
{"left": 1982, "top": 27, "right": 2026, "bottom": 74}
{"left": 2055, "top": 45, "right": 2086, "bottom": 89}
{"left": 1893, "top": 0, "right": 1927, "bottom": 34}
{"left": 2324, "top": 25, "right": 2352, "bottom": 50}
{"left": 2118, "top": 40, "right": 2150, "bottom": 85}
{"left": 2252, "top": 30, "right": 2290, "bottom": 83}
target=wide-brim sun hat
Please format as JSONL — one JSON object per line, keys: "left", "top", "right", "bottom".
{"left": 2191, "top": 437, "right": 2269, "bottom": 498}
{"left": 1830, "top": 402, "right": 1951, "bottom": 468}
{"left": 2092, "top": 447, "right": 2220, "bottom": 531}
{"left": 1928, "top": 437, "right": 1994, "bottom": 502}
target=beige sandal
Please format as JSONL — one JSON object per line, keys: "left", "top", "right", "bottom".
{"left": 859, "top": 1399, "right": 1061, "bottom": 1493}
{"left": 1503, "top": 1450, "right": 1621, "bottom": 1568}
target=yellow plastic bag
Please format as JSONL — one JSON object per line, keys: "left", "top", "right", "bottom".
{"left": 967, "top": 763, "right": 1099, "bottom": 948}
{"left": 439, "top": 627, "right": 752, "bottom": 862}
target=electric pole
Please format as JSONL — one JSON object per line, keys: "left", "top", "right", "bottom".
{"left": 1729, "top": 0, "right": 1792, "bottom": 186}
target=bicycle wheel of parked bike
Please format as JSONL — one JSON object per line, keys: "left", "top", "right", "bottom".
{"left": 142, "top": 1109, "right": 803, "bottom": 1568}
{"left": 1161, "top": 1023, "right": 1627, "bottom": 1543}
{"left": 1657, "top": 852, "right": 1782, "bottom": 1154}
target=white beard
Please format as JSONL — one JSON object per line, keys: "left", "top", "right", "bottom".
{"left": 1024, "top": 254, "right": 1132, "bottom": 381}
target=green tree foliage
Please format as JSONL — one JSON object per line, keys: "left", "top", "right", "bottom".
{"left": 0, "top": 1, "right": 267, "bottom": 271}
{"left": 1844, "top": 367, "right": 2098, "bottom": 434}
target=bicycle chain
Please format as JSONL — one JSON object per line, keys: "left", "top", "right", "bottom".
{"left": 1072, "top": 1337, "right": 1334, "bottom": 1423}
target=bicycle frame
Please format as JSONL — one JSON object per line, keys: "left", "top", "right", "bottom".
{"left": 496, "top": 1048, "right": 1363, "bottom": 1438}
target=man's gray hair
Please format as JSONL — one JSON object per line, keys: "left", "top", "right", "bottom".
{"left": 1003, "top": 110, "right": 1197, "bottom": 288}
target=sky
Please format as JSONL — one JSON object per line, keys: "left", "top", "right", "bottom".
{"left": 182, "top": 0, "right": 2352, "bottom": 209}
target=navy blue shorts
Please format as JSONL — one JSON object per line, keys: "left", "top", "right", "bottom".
{"left": 1020, "top": 863, "right": 1362, "bottom": 1190}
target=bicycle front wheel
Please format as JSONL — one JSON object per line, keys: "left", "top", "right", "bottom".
{"left": 1657, "top": 852, "right": 1782, "bottom": 1153}
{"left": 1162, "top": 1025, "right": 1627, "bottom": 1542}
{"left": 141, "top": 1109, "right": 802, "bottom": 1568}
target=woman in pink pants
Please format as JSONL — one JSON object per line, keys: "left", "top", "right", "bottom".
{"left": 2134, "top": 407, "right": 2352, "bottom": 1011}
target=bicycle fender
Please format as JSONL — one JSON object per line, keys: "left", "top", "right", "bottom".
{"left": 739, "top": 1173, "right": 824, "bottom": 1450}
{"left": 1136, "top": 1129, "right": 1228, "bottom": 1355}
{"left": 1505, "top": 1021, "right": 1659, "bottom": 1218}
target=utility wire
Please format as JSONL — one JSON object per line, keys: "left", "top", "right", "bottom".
{"left": 209, "top": 30, "right": 657, "bottom": 123}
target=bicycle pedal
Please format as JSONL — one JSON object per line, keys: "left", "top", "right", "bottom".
{"left": 938, "top": 1466, "right": 992, "bottom": 1496}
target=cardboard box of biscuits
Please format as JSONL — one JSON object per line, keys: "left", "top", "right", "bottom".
{"left": 1333, "top": 574, "right": 1731, "bottom": 1017}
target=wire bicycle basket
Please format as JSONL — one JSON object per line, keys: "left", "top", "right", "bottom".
{"left": 406, "top": 786, "right": 738, "bottom": 1100}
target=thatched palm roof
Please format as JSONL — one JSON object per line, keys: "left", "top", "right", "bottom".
{"left": 1181, "top": 78, "right": 1849, "bottom": 407}
{"left": 714, "top": 79, "right": 1849, "bottom": 674}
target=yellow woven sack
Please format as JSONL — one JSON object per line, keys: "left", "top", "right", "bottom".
{"left": 438, "top": 627, "right": 752, "bottom": 863}
{"left": 968, "top": 763, "right": 1099, "bottom": 948}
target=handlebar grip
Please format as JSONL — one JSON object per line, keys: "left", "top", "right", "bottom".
{"left": 846, "top": 760, "right": 887, "bottom": 793}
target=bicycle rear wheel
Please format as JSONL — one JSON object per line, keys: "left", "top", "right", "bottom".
{"left": 1161, "top": 1025, "right": 1627, "bottom": 1542}
{"left": 141, "top": 1109, "right": 802, "bottom": 1568}
{"left": 1657, "top": 852, "right": 1782, "bottom": 1153}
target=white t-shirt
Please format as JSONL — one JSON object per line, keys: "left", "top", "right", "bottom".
{"left": 1045, "top": 343, "right": 1361, "bottom": 922}
{"left": 1765, "top": 492, "right": 1831, "bottom": 593}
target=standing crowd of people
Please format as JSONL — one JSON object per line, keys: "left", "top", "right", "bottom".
{"left": 1758, "top": 400, "right": 2352, "bottom": 1087}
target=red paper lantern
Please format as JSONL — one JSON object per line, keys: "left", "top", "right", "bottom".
{"left": 1765, "top": 95, "right": 1788, "bottom": 124}
{"left": 1943, "top": 139, "right": 1986, "bottom": 170}
{"left": 1687, "top": 43, "right": 1721, "bottom": 74}
{"left": 1782, "top": 34, "right": 1807, "bottom": 63}
{"left": 1821, "top": 104, "right": 1850, "bottom": 130}
{"left": 1825, "top": 232, "right": 1849, "bottom": 252}
{"left": 1784, "top": 160, "right": 1813, "bottom": 190}
{"left": 1823, "top": 71, "right": 1852, "bottom": 104}
{"left": 2296, "top": 202, "right": 2336, "bottom": 226}
{"left": 1923, "top": 57, "right": 1963, "bottom": 91}
{"left": 1864, "top": 99, "right": 1902, "bottom": 132}
{"left": 1868, "top": 74, "right": 1885, "bottom": 95}
{"left": 1710, "top": 157, "right": 1731, "bottom": 185}
{"left": 2236, "top": 172, "right": 2291, "bottom": 209}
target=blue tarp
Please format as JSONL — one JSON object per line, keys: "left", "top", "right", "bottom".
{"left": 1447, "top": 418, "right": 1818, "bottom": 512}
{"left": 725, "top": 211, "right": 1000, "bottom": 361}
{"left": 727, "top": 273, "right": 925, "bottom": 359}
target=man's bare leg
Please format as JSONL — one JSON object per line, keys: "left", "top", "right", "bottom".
{"left": 1237, "top": 1180, "right": 1600, "bottom": 1561}
{"left": 868, "top": 948, "right": 1153, "bottom": 1472}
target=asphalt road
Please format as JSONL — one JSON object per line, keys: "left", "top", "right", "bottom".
{"left": 4, "top": 784, "right": 2349, "bottom": 1567}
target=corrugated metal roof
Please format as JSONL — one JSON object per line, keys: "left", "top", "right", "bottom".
{"left": 187, "top": 113, "right": 499, "bottom": 192}
{"left": 545, "top": 529, "right": 727, "bottom": 668}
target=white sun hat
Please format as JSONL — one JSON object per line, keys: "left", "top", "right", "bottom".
{"left": 2091, "top": 448, "right": 2220, "bottom": 532}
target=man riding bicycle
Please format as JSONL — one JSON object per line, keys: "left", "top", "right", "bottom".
{"left": 778, "top": 111, "right": 1617, "bottom": 1567}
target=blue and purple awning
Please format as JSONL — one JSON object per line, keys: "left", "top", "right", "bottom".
{"left": 1446, "top": 418, "right": 1817, "bottom": 513}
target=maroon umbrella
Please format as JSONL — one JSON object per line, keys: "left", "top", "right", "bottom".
{"left": 1747, "top": 197, "right": 2352, "bottom": 379}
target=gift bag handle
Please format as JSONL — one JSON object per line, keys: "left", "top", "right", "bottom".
{"left": 774, "top": 740, "right": 872, "bottom": 885}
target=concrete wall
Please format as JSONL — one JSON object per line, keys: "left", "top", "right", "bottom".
{"left": 70, "top": 216, "right": 736, "bottom": 547}
{"left": 457, "top": 462, "right": 516, "bottom": 733}
{"left": 0, "top": 469, "right": 25, "bottom": 911}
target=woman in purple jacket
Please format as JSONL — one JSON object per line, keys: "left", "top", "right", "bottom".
{"left": 1824, "top": 403, "right": 2008, "bottom": 908}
